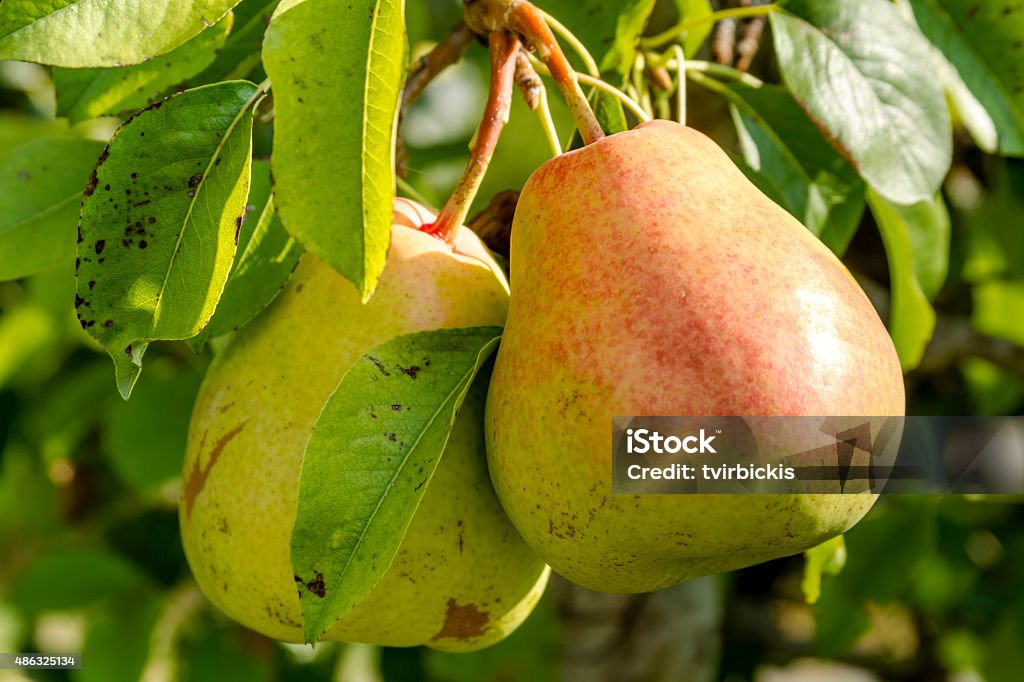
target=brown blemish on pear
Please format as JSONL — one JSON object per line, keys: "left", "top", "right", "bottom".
{"left": 431, "top": 599, "right": 490, "bottom": 642}
{"left": 183, "top": 420, "right": 249, "bottom": 517}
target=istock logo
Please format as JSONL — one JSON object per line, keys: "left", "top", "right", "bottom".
{"left": 626, "top": 428, "right": 717, "bottom": 454}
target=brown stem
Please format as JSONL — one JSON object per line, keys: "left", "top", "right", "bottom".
{"left": 427, "top": 31, "right": 520, "bottom": 244}
{"left": 396, "top": 22, "right": 476, "bottom": 177}
{"left": 401, "top": 22, "right": 476, "bottom": 111}
{"left": 464, "top": 0, "right": 604, "bottom": 145}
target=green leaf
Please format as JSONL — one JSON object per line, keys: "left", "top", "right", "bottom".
{"left": 868, "top": 189, "right": 937, "bottom": 371}
{"left": 902, "top": 195, "right": 951, "bottom": 299}
{"left": 76, "top": 595, "right": 162, "bottom": 682}
{"left": 192, "top": 0, "right": 281, "bottom": 84}
{"left": 10, "top": 548, "right": 149, "bottom": 615}
{"left": 0, "top": 137, "right": 106, "bottom": 281}
{"left": 908, "top": 0, "right": 1024, "bottom": 156}
{"left": 0, "top": 111, "right": 69, "bottom": 158}
{"left": 594, "top": 91, "right": 629, "bottom": 134}
{"left": 76, "top": 81, "right": 260, "bottom": 399}
{"left": 22, "top": 361, "right": 114, "bottom": 464}
{"left": 771, "top": 0, "right": 952, "bottom": 205}
{"left": 291, "top": 326, "right": 503, "bottom": 643}
{"left": 605, "top": 0, "right": 657, "bottom": 74}
{"left": 105, "top": 363, "right": 203, "bottom": 494}
{"left": 972, "top": 280, "right": 1024, "bottom": 347}
{"left": 189, "top": 160, "right": 302, "bottom": 350}
{"left": 0, "top": 306, "right": 58, "bottom": 390}
{"left": 701, "top": 79, "right": 866, "bottom": 254}
{"left": 802, "top": 535, "right": 847, "bottom": 604}
{"left": 53, "top": 16, "right": 233, "bottom": 125}
{"left": 178, "top": 619, "right": 276, "bottom": 682}
{"left": 0, "top": 1, "right": 242, "bottom": 67}
{"left": 263, "top": 0, "right": 405, "bottom": 301}
{"left": 673, "top": 0, "right": 713, "bottom": 57}
{"left": 812, "top": 581, "right": 871, "bottom": 656}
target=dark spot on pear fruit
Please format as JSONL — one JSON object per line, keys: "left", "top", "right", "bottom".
{"left": 431, "top": 599, "right": 489, "bottom": 642}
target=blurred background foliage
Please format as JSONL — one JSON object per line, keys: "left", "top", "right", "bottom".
{"left": 1, "top": 0, "right": 1023, "bottom": 680}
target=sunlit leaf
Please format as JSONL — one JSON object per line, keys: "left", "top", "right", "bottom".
{"left": 291, "top": 326, "right": 501, "bottom": 642}
{"left": 53, "top": 16, "right": 233, "bottom": 124}
{"left": 0, "top": 0, "right": 243, "bottom": 67}
{"left": 76, "top": 81, "right": 260, "bottom": 399}
{"left": 263, "top": 0, "right": 405, "bottom": 301}
{"left": 771, "top": 0, "right": 952, "bottom": 204}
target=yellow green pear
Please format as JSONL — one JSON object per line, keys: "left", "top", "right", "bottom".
{"left": 180, "top": 198, "right": 549, "bottom": 650}
{"left": 485, "top": 120, "right": 905, "bottom": 593}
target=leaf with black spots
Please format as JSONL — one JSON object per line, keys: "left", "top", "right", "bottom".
{"left": 76, "top": 81, "right": 262, "bottom": 399}
{"left": 290, "top": 326, "right": 502, "bottom": 643}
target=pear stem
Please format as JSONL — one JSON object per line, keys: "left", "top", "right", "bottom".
{"left": 528, "top": 56, "right": 651, "bottom": 124}
{"left": 396, "top": 22, "right": 475, "bottom": 178}
{"left": 428, "top": 31, "right": 520, "bottom": 244}
{"left": 507, "top": 3, "right": 604, "bottom": 145}
{"left": 534, "top": 8, "right": 599, "bottom": 77}
{"left": 672, "top": 45, "right": 687, "bottom": 125}
{"left": 464, "top": 0, "right": 605, "bottom": 145}
{"left": 514, "top": 49, "right": 562, "bottom": 156}
{"left": 401, "top": 22, "right": 475, "bottom": 112}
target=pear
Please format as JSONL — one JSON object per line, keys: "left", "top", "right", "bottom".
{"left": 180, "top": 198, "right": 549, "bottom": 650}
{"left": 485, "top": 120, "right": 905, "bottom": 593}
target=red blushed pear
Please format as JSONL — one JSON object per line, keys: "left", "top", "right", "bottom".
{"left": 485, "top": 120, "right": 905, "bottom": 593}
{"left": 181, "top": 199, "right": 549, "bottom": 650}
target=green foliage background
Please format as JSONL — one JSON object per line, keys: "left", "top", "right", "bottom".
{"left": 0, "top": 0, "right": 1023, "bottom": 680}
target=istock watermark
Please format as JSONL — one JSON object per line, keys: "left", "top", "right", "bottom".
{"left": 612, "top": 416, "right": 1024, "bottom": 494}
